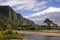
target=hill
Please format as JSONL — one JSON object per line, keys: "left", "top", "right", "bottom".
{"left": 0, "top": 6, "right": 36, "bottom": 30}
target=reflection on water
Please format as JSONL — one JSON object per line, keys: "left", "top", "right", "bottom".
{"left": 25, "top": 34, "right": 60, "bottom": 40}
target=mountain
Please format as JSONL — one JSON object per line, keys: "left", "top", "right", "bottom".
{"left": 0, "top": 6, "right": 17, "bottom": 19}
{"left": 0, "top": 6, "right": 35, "bottom": 29}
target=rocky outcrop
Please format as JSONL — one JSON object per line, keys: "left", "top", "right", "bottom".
{"left": 0, "top": 6, "right": 17, "bottom": 19}
{"left": 0, "top": 6, "right": 35, "bottom": 25}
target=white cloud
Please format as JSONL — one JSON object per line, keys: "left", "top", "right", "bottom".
{"left": 0, "top": 0, "right": 48, "bottom": 11}
{"left": 25, "top": 7, "right": 60, "bottom": 18}
{"left": 25, "top": 7, "right": 60, "bottom": 25}
{"left": 0, "top": 0, "right": 3, "bottom": 1}
{"left": 0, "top": 0, "right": 32, "bottom": 6}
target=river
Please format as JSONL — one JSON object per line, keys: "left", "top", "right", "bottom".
{"left": 25, "top": 34, "right": 60, "bottom": 40}
{"left": 13, "top": 30, "right": 60, "bottom": 40}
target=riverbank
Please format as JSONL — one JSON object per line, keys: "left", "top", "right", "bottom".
{"left": 14, "top": 30, "right": 60, "bottom": 37}
{"left": 0, "top": 30, "right": 24, "bottom": 40}
{"left": 23, "top": 37, "right": 28, "bottom": 40}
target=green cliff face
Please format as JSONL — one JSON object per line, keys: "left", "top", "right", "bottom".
{"left": 0, "top": 6, "right": 35, "bottom": 30}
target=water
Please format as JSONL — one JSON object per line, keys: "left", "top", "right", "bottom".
{"left": 25, "top": 34, "right": 60, "bottom": 40}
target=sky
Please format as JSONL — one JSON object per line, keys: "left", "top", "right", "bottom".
{"left": 0, "top": 0, "right": 60, "bottom": 25}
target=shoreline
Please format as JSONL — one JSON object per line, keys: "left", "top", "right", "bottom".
{"left": 14, "top": 30, "right": 60, "bottom": 37}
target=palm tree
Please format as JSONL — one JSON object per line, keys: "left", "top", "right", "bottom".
{"left": 44, "top": 18, "right": 53, "bottom": 26}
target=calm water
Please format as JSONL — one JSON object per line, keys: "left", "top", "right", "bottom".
{"left": 25, "top": 34, "right": 60, "bottom": 40}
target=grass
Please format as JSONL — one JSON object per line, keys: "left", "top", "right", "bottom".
{"left": 0, "top": 30, "right": 24, "bottom": 40}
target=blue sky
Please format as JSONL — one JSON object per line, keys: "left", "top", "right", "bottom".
{"left": 0, "top": 0, "right": 60, "bottom": 25}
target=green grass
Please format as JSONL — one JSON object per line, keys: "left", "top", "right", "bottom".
{"left": 0, "top": 30, "right": 24, "bottom": 40}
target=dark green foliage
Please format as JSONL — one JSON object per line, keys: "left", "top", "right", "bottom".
{"left": 0, "top": 30, "right": 24, "bottom": 40}
{"left": 44, "top": 18, "right": 53, "bottom": 26}
{"left": 5, "top": 30, "right": 13, "bottom": 35}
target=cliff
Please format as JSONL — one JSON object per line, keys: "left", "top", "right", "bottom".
{"left": 0, "top": 6, "right": 35, "bottom": 25}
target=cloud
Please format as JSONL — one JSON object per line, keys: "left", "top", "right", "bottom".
{"left": 0, "top": 0, "right": 48, "bottom": 11}
{"left": 13, "top": 0, "right": 48, "bottom": 11}
{"left": 25, "top": 7, "right": 60, "bottom": 25}
{"left": 0, "top": 0, "right": 60, "bottom": 25}
{"left": 25, "top": 7, "right": 60, "bottom": 18}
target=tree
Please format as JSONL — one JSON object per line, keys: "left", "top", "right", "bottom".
{"left": 44, "top": 18, "right": 53, "bottom": 26}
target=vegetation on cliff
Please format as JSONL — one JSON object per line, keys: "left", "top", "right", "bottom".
{"left": 0, "top": 6, "right": 60, "bottom": 31}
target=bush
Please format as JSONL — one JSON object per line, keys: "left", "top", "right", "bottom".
{"left": 0, "top": 31, "right": 24, "bottom": 39}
